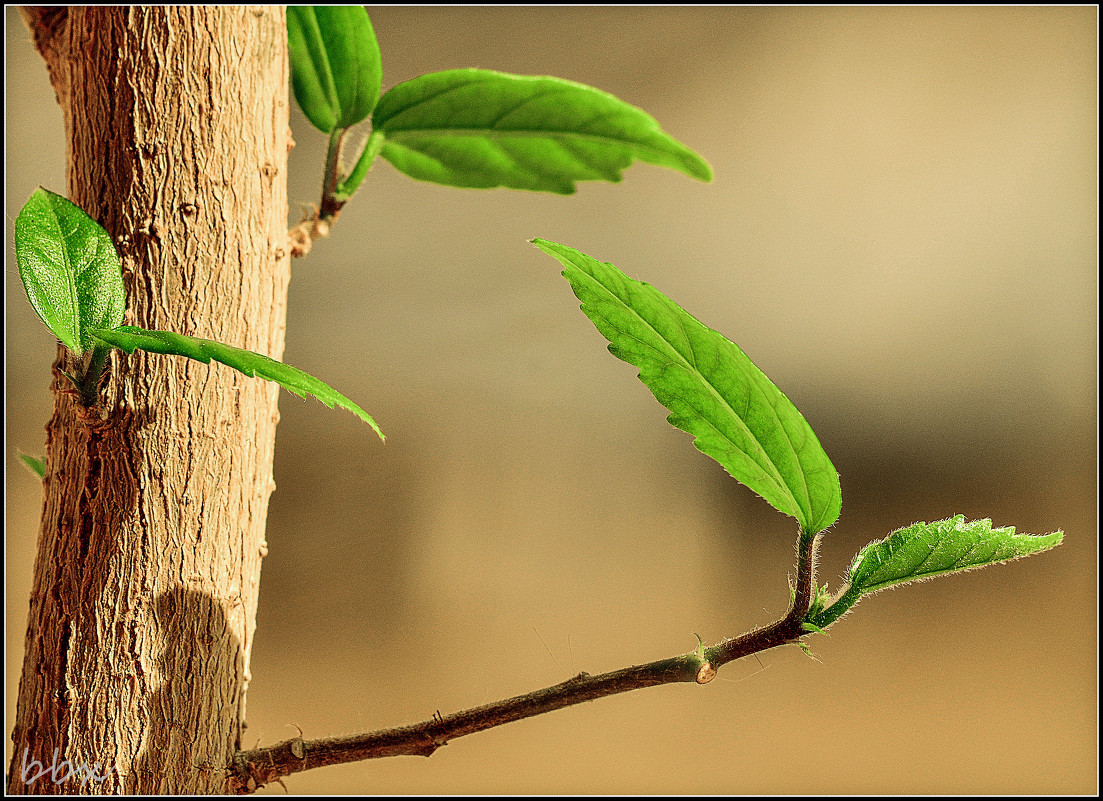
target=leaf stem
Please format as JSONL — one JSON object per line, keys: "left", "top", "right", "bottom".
{"left": 290, "top": 125, "right": 379, "bottom": 258}
{"left": 806, "top": 583, "right": 862, "bottom": 630}
{"left": 76, "top": 344, "right": 111, "bottom": 405}
{"left": 228, "top": 529, "right": 822, "bottom": 792}
{"left": 319, "top": 127, "right": 347, "bottom": 220}
{"left": 703, "top": 529, "right": 820, "bottom": 670}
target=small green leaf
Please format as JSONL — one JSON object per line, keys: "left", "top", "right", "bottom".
{"left": 801, "top": 620, "right": 828, "bottom": 636}
{"left": 14, "top": 188, "right": 125, "bottom": 354}
{"left": 90, "top": 326, "right": 383, "bottom": 440}
{"left": 373, "top": 69, "right": 712, "bottom": 194}
{"left": 18, "top": 452, "right": 46, "bottom": 480}
{"left": 533, "top": 239, "right": 840, "bottom": 534}
{"left": 288, "top": 6, "right": 382, "bottom": 133}
{"left": 807, "top": 515, "right": 1063, "bottom": 629}
{"left": 850, "top": 516, "right": 1063, "bottom": 594}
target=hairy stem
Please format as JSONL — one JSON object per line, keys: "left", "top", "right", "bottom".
{"left": 228, "top": 530, "right": 822, "bottom": 793}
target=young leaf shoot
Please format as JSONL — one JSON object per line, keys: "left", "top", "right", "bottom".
{"left": 14, "top": 187, "right": 125, "bottom": 355}
{"left": 806, "top": 515, "right": 1063, "bottom": 629}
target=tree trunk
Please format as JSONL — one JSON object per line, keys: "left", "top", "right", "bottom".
{"left": 9, "top": 7, "right": 290, "bottom": 794}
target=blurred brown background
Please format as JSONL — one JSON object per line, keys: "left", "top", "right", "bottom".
{"left": 5, "top": 6, "right": 1096, "bottom": 794}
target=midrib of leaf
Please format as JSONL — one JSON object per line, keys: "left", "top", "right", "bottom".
{"left": 574, "top": 264, "right": 808, "bottom": 519}
{"left": 90, "top": 326, "right": 384, "bottom": 440}
{"left": 380, "top": 82, "right": 678, "bottom": 144}
{"left": 386, "top": 126, "right": 686, "bottom": 151}
{"left": 857, "top": 537, "right": 943, "bottom": 594}
{"left": 62, "top": 224, "right": 83, "bottom": 345}
{"left": 483, "top": 87, "right": 577, "bottom": 128}
{"left": 383, "top": 129, "right": 705, "bottom": 186}
{"left": 384, "top": 131, "right": 626, "bottom": 188}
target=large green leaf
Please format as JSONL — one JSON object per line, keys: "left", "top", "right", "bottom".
{"left": 374, "top": 69, "right": 713, "bottom": 194}
{"left": 288, "top": 6, "right": 382, "bottom": 133}
{"left": 533, "top": 239, "right": 840, "bottom": 534}
{"left": 806, "top": 515, "right": 1063, "bottom": 629}
{"left": 14, "top": 188, "right": 125, "bottom": 354}
{"left": 90, "top": 326, "right": 383, "bottom": 439}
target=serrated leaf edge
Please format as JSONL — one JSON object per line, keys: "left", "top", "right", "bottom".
{"left": 848, "top": 515, "right": 1064, "bottom": 596}
{"left": 533, "top": 238, "right": 839, "bottom": 533}
{"left": 375, "top": 69, "right": 712, "bottom": 191}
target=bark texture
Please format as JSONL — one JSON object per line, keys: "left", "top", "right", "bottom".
{"left": 9, "top": 7, "right": 290, "bottom": 794}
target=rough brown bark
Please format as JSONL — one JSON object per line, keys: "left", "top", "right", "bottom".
{"left": 9, "top": 7, "right": 290, "bottom": 794}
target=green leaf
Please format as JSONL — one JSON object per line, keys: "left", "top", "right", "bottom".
{"left": 14, "top": 188, "right": 125, "bottom": 354}
{"left": 807, "top": 515, "right": 1063, "bottom": 629}
{"left": 90, "top": 326, "right": 383, "bottom": 440}
{"left": 373, "top": 69, "right": 713, "bottom": 194}
{"left": 18, "top": 452, "right": 46, "bottom": 480}
{"left": 533, "top": 239, "right": 840, "bottom": 534}
{"left": 288, "top": 6, "right": 382, "bottom": 133}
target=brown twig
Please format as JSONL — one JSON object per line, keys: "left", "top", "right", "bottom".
{"left": 19, "top": 7, "right": 70, "bottom": 129}
{"left": 228, "top": 531, "right": 823, "bottom": 793}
